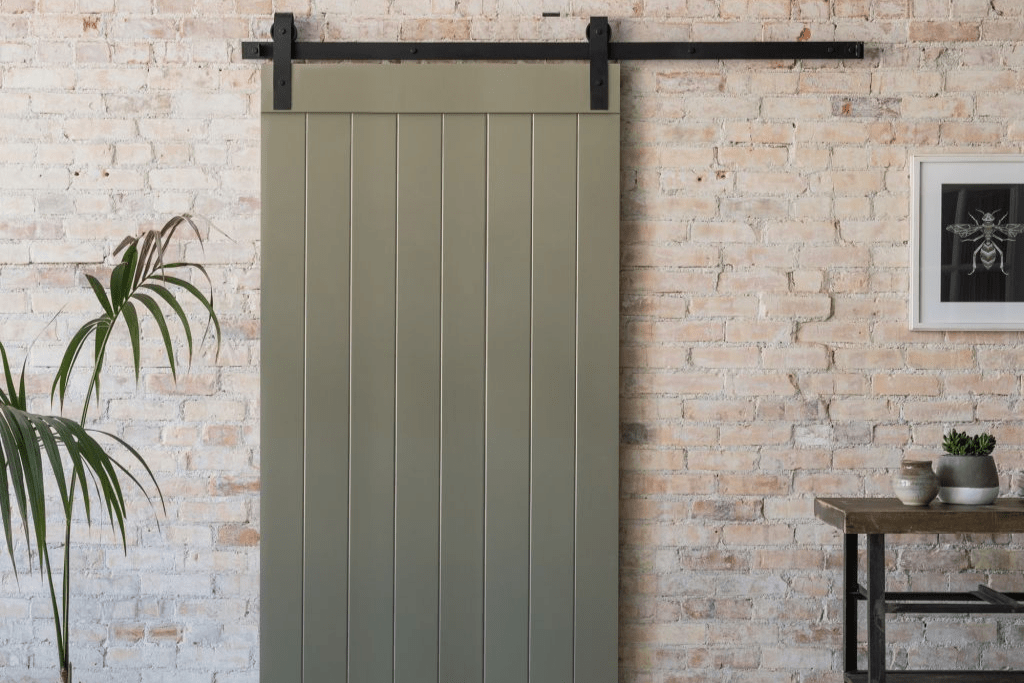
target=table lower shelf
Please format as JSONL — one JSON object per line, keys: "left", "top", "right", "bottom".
{"left": 845, "top": 672, "right": 1024, "bottom": 683}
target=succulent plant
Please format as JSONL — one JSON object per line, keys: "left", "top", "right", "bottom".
{"left": 942, "top": 428, "right": 996, "bottom": 457}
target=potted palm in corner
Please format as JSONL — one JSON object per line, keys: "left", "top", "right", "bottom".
{"left": 936, "top": 428, "right": 1000, "bottom": 505}
{"left": 0, "top": 215, "right": 220, "bottom": 683}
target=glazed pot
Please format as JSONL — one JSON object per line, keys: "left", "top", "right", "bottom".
{"left": 892, "top": 460, "right": 939, "bottom": 506}
{"left": 935, "top": 454, "right": 999, "bottom": 505}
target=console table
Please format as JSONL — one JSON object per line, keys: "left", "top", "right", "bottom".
{"left": 814, "top": 497, "right": 1024, "bottom": 683}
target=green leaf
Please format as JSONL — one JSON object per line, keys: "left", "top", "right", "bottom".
{"left": 1, "top": 408, "right": 38, "bottom": 562}
{"left": 132, "top": 231, "right": 160, "bottom": 291}
{"left": 8, "top": 408, "right": 48, "bottom": 568}
{"left": 123, "top": 244, "right": 140, "bottom": 295}
{"left": 109, "top": 261, "right": 128, "bottom": 310}
{"left": 0, "top": 342, "right": 16, "bottom": 407}
{"left": 51, "top": 318, "right": 106, "bottom": 407}
{"left": 150, "top": 274, "right": 221, "bottom": 356}
{"left": 0, "top": 410, "right": 22, "bottom": 571}
{"left": 132, "top": 292, "right": 176, "bottom": 380}
{"left": 92, "top": 429, "right": 164, "bottom": 515}
{"left": 140, "top": 283, "right": 194, "bottom": 363}
{"left": 27, "top": 416, "right": 71, "bottom": 517}
{"left": 85, "top": 275, "right": 113, "bottom": 318}
{"left": 121, "top": 302, "right": 141, "bottom": 382}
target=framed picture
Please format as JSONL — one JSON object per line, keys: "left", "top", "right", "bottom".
{"left": 911, "top": 154, "right": 1024, "bottom": 330}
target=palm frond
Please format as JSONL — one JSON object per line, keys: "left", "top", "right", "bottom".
{"left": 50, "top": 214, "right": 221, "bottom": 421}
{"left": 0, "top": 400, "right": 154, "bottom": 573}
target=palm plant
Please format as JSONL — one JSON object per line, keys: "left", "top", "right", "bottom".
{"left": 0, "top": 215, "right": 220, "bottom": 683}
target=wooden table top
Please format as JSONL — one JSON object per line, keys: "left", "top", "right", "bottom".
{"left": 814, "top": 497, "right": 1024, "bottom": 534}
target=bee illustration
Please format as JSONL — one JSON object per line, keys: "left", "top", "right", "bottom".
{"left": 945, "top": 209, "right": 1024, "bottom": 275}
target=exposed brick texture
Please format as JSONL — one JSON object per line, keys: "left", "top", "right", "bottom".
{"left": 1, "top": 1, "right": 1024, "bottom": 681}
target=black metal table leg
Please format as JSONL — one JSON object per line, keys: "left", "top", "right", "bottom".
{"left": 844, "top": 533, "right": 858, "bottom": 673}
{"left": 867, "top": 533, "right": 886, "bottom": 683}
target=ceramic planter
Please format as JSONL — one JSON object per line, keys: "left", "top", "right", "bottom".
{"left": 935, "top": 454, "right": 999, "bottom": 505}
{"left": 892, "top": 460, "right": 940, "bottom": 506}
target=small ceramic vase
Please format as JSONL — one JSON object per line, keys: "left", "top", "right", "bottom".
{"left": 892, "top": 460, "right": 939, "bottom": 506}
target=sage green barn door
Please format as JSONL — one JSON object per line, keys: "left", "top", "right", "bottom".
{"left": 260, "top": 63, "right": 619, "bottom": 683}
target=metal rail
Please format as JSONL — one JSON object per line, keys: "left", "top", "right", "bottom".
{"left": 243, "top": 12, "right": 864, "bottom": 110}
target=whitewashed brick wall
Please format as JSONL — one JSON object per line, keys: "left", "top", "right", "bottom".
{"left": 1, "top": 1, "right": 1023, "bottom": 681}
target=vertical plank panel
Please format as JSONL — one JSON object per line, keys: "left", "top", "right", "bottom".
{"left": 395, "top": 114, "right": 442, "bottom": 683}
{"left": 574, "top": 113, "right": 619, "bottom": 683}
{"left": 349, "top": 113, "right": 397, "bottom": 683}
{"left": 304, "top": 113, "right": 352, "bottom": 681}
{"left": 484, "top": 114, "right": 533, "bottom": 683}
{"left": 530, "top": 114, "right": 578, "bottom": 683}
{"left": 440, "top": 113, "right": 487, "bottom": 683}
{"left": 260, "top": 112, "right": 306, "bottom": 683}
{"left": 264, "top": 65, "right": 620, "bottom": 683}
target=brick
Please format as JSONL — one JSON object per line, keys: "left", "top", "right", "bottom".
{"left": 945, "top": 70, "right": 1017, "bottom": 92}
{"left": 684, "top": 399, "right": 755, "bottom": 422}
{"left": 760, "top": 295, "right": 832, "bottom": 319}
{"left": 691, "top": 346, "right": 760, "bottom": 368}
{"left": 903, "top": 401, "right": 975, "bottom": 422}
{"left": 114, "top": 16, "right": 179, "bottom": 40}
{"left": 691, "top": 221, "right": 755, "bottom": 242}
{"left": 724, "top": 245, "right": 798, "bottom": 269}
{"left": 77, "top": 67, "right": 148, "bottom": 90}
{"left": 764, "top": 220, "right": 837, "bottom": 243}
{"left": 718, "top": 146, "right": 789, "bottom": 168}
{"left": 832, "top": 96, "right": 901, "bottom": 118}
{"left": 689, "top": 296, "right": 759, "bottom": 317}
{"left": 978, "top": 347, "right": 1024, "bottom": 370}
{"left": 977, "top": 92, "right": 1024, "bottom": 118}
{"left": 720, "top": 423, "right": 792, "bottom": 446}
{"left": 624, "top": 372, "right": 723, "bottom": 395}
{"left": 621, "top": 243, "right": 718, "bottom": 268}
{"left": 984, "top": 20, "right": 1024, "bottom": 40}
{"left": 655, "top": 70, "right": 726, "bottom": 94}
{"left": 939, "top": 121, "right": 1004, "bottom": 144}
{"left": 907, "top": 348, "right": 975, "bottom": 369}
{"left": 720, "top": 197, "right": 790, "bottom": 220}
{"left": 829, "top": 398, "right": 894, "bottom": 421}
{"left": 839, "top": 219, "right": 904, "bottom": 242}
{"left": 30, "top": 241, "right": 103, "bottom": 263}
{"left": 910, "top": 21, "right": 981, "bottom": 42}
{"left": 797, "top": 321, "right": 868, "bottom": 344}
{"left": 759, "top": 399, "right": 827, "bottom": 422}
{"left": 834, "top": 348, "right": 903, "bottom": 369}
{"left": 873, "top": 71, "right": 943, "bottom": 94}
{"left": 762, "top": 345, "right": 830, "bottom": 369}
{"left": 945, "top": 373, "right": 1017, "bottom": 395}
{"left": 725, "top": 320, "right": 791, "bottom": 343}
{"left": 732, "top": 374, "right": 798, "bottom": 396}
{"left": 904, "top": 95, "right": 976, "bottom": 123}
{"left": 718, "top": 270, "right": 789, "bottom": 293}
{"left": 735, "top": 171, "right": 807, "bottom": 195}
{"left": 872, "top": 374, "right": 941, "bottom": 396}
{"left": 791, "top": 269, "right": 824, "bottom": 292}
{"left": 722, "top": 524, "right": 793, "bottom": 546}
{"left": 798, "top": 72, "right": 872, "bottom": 94}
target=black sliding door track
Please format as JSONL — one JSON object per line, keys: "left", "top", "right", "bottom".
{"left": 243, "top": 13, "right": 864, "bottom": 111}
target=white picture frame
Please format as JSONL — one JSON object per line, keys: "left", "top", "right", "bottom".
{"left": 910, "top": 154, "right": 1024, "bottom": 330}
